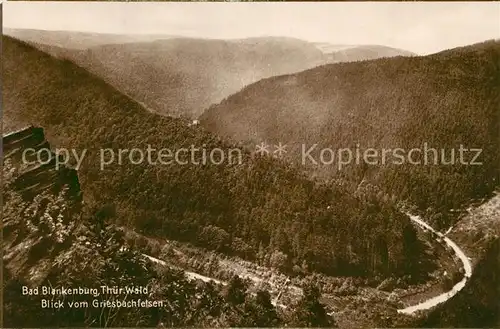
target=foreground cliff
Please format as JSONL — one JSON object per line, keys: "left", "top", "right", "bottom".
{"left": 3, "top": 126, "right": 81, "bottom": 200}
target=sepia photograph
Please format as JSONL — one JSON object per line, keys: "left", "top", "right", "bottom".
{"left": 2, "top": 1, "right": 500, "bottom": 328}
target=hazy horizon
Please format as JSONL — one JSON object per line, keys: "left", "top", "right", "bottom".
{"left": 4, "top": 2, "right": 500, "bottom": 55}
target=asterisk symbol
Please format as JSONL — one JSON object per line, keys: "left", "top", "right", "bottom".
{"left": 273, "top": 142, "right": 287, "bottom": 158}
{"left": 255, "top": 142, "right": 270, "bottom": 156}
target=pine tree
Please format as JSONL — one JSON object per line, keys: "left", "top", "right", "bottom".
{"left": 292, "top": 283, "right": 336, "bottom": 327}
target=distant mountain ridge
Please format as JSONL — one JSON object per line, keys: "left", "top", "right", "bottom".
{"left": 5, "top": 29, "right": 415, "bottom": 119}
{"left": 4, "top": 28, "right": 178, "bottom": 49}
{"left": 314, "top": 43, "right": 416, "bottom": 62}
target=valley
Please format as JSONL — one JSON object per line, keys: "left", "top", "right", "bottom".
{"left": 3, "top": 17, "right": 499, "bottom": 328}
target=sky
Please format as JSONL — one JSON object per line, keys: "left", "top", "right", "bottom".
{"left": 4, "top": 1, "right": 500, "bottom": 55}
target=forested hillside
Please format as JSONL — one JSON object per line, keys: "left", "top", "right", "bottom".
{"left": 3, "top": 35, "right": 430, "bottom": 280}
{"left": 201, "top": 40, "right": 500, "bottom": 227}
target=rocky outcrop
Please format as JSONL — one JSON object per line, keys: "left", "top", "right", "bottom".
{"left": 3, "top": 126, "right": 81, "bottom": 200}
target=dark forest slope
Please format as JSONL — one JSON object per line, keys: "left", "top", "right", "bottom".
{"left": 201, "top": 40, "right": 500, "bottom": 227}
{"left": 3, "top": 35, "right": 430, "bottom": 279}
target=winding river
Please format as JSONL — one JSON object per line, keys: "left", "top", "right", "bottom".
{"left": 141, "top": 212, "right": 473, "bottom": 316}
{"left": 397, "top": 214, "right": 472, "bottom": 314}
